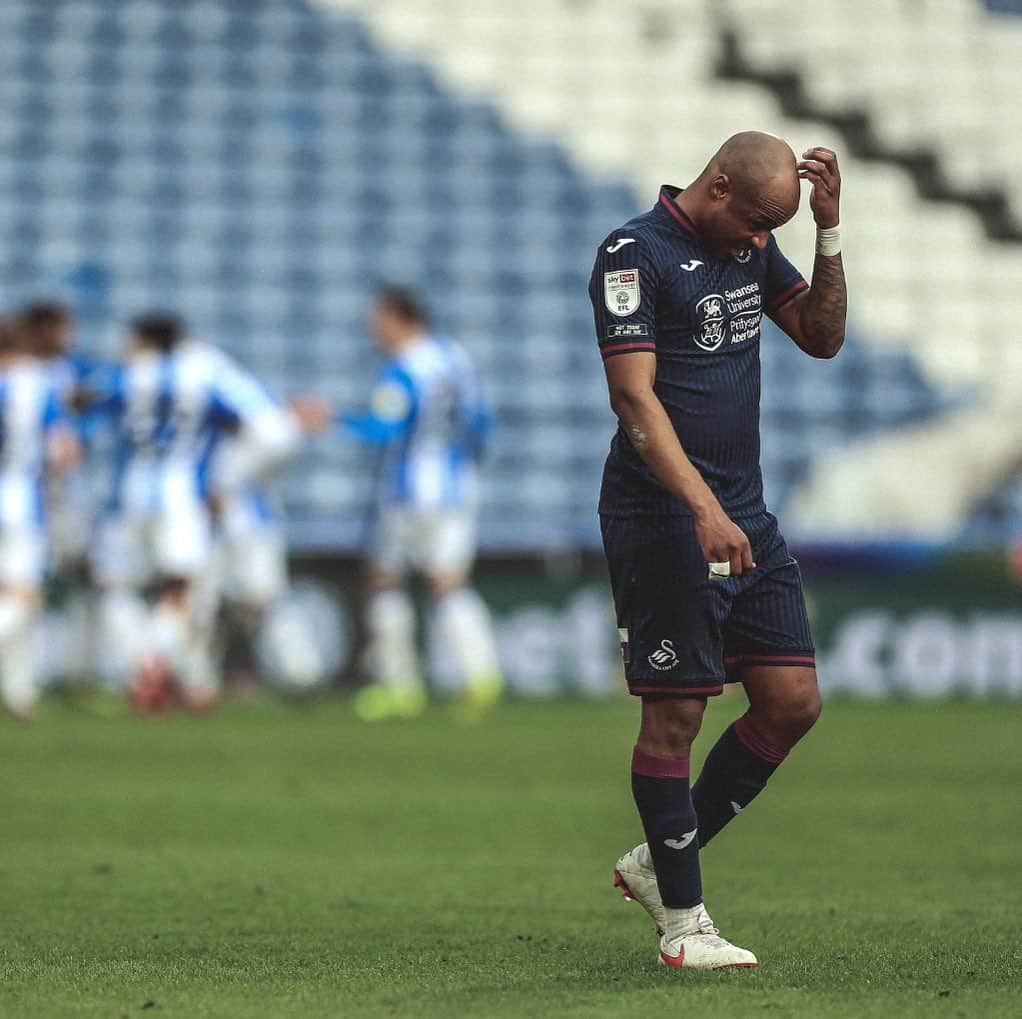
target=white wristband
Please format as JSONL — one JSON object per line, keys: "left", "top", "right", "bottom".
{"left": 816, "top": 225, "right": 841, "bottom": 257}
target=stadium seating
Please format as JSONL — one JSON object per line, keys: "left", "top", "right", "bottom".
{"left": 727, "top": 0, "right": 1022, "bottom": 218}
{"left": 1, "top": 0, "right": 1013, "bottom": 549}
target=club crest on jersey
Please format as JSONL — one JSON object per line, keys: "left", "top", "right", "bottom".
{"left": 694, "top": 293, "right": 726, "bottom": 351}
{"left": 604, "top": 269, "right": 641, "bottom": 317}
{"left": 735, "top": 248, "right": 752, "bottom": 264}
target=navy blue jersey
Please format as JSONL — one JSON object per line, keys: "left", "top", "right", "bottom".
{"left": 589, "top": 185, "right": 808, "bottom": 518}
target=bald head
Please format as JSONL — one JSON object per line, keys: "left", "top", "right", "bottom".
{"left": 674, "top": 131, "right": 802, "bottom": 259}
{"left": 707, "top": 132, "right": 799, "bottom": 204}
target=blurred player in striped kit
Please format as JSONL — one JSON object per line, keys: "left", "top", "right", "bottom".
{"left": 0, "top": 318, "right": 79, "bottom": 719}
{"left": 15, "top": 302, "right": 99, "bottom": 575}
{"left": 345, "top": 286, "right": 503, "bottom": 721}
{"left": 85, "top": 313, "right": 304, "bottom": 711}
{"left": 200, "top": 396, "right": 329, "bottom": 693}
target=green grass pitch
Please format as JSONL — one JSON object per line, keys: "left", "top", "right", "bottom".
{"left": 1, "top": 695, "right": 1019, "bottom": 1018}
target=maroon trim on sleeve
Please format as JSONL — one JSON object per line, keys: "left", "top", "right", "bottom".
{"left": 768, "top": 278, "right": 809, "bottom": 314}
{"left": 600, "top": 340, "right": 657, "bottom": 360}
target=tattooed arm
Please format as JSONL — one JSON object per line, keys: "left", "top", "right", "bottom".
{"left": 777, "top": 249, "right": 847, "bottom": 359}
{"left": 774, "top": 146, "right": 847, "bottom": 359}
{"left": 603, "top": 352, "right": 756, "bottom": 576}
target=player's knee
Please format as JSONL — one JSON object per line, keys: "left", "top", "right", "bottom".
{"left": 803, "top": 682, "right": 823, "bottom": 728}
{"left": 428, "top": 573, "right": 467, "bottom": 599}
{"left": 368, "top": 572, "right": 403, "bottom": 592}
{"left": 638, "top": 695, "right": 706, "bottom": 758}
{"left": 754, "top": 672, "right": 822, "bottom": 739}
{"left": 788, "top": 673, "right": 822, "bottom": 733}
{"left": 783, "top": 688, "right": 821, "bottom": 739}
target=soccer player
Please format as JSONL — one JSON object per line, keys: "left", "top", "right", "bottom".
{"left": 199, "top": 397, "right": 329, "bottom": 691}
{"left": 0, "top": 318, "right": 79, "bottom": 719}
{"left": 17, "top": 301, "right": 98, "bottom": 572}
{"left": 87, "top": 313, "right": 302, "bottom": 711}
{"left": 589, "top": 133, "right": 846, "bottom": 968}
{"left": 344, "top": 285, "right": 502, "bottom": 721}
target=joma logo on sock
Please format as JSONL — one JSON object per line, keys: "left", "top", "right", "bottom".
{"left": 664, "top": 828, "right": 698, "bottom": 850}
{"left": 648, "top": 640, "right": 678, "bottom": 671}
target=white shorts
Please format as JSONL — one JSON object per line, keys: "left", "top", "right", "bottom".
{"left": 219, "top": 526, "right": 289, "bottom": 607}
{"left": 93, "top": 508, "right": 211, "bottom": 587}
{"left": 0, "top": 524, "right": 47, "bottom": 589}
{"left": 370, "top": 505, "right": 477, "bottom": 579}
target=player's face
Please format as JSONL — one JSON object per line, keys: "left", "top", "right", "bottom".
{"left": 707, "top": 177, "right": 800, "bottom": 260}
{"left": 367, "top": 303, "right": 387, "bottom": 351}
{"left": 367, "top": 303, "right": 400, "bottom": 353}
{"left": 37, "top": 321, "right": 72, "bottom": 358}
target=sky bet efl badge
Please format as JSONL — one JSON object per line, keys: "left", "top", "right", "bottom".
{"left": 604, "top": 269, "right": 640, "bottom": 316}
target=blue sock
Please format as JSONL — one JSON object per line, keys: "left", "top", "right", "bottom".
{"left": 631, "top": 746, "right": 702, "bottom": 909}
{"left": 692, "top": 715, "right": 788, "bottom": 847}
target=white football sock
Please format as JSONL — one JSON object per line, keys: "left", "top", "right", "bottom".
{"left": 97, "top": 589, "right": 149, "bottom": 688}
{"left": 262, "top": 607, "right": 323, "bottom": 687}
{"left": 149, "top": 599, "right": 189, "bottom": 674}
{"left": 182, "top": 624, "right": 220, "bottom": 695}
{"left": 0, "top": 594, "right": 31, "bottom": 645}
{"left": 433, "top": 587, "right": 502, "bottom": 688}
{"left": 1, "top": 617, "right": 39, "bottom": 716}
{"left": 366, "top": 588, "right": 422, "bottom": 690}
{"left": 662, "top": 902, "right": 713, "bottom": 939}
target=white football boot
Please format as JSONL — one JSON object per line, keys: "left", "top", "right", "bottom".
{"left": 613, "top": 843, "right": 666, "bottom": 936}
{"left": 615, "top": 845, "right": 757, "bottom": 968}
{"left": 657, "top": 903, "right": 758, "bottom": 970}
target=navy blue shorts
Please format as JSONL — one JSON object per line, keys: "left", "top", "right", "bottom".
{"left": 600, "top": 512, "right": 815, "bottom": 697}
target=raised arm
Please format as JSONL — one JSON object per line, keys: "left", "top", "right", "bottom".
{"left": 773, "top": 146, "right": 847, "bottom": 359}
{"left": 603, "top": 351, "right": 756, "bottom": 577}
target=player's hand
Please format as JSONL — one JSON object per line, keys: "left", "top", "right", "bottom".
{"left": 47, "top": 429, "right": 81, "bottom": 474}
{"left": 798, "top": 147, "right": 841, "bottom": 229}
{"left": 694, "top": 504, "right": 756, "bottom": 578}
{"left": 289, "top": 396, "right": 332, "bottom": 433}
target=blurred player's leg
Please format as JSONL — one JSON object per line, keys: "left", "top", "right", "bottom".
{"left": 217, "top": 509, "right": 324, "bottom": 690}
{"left": 0, "top": 529, "right": 48, "bottom": 719}
{"left": 431, "top": 584, "right": 502, "bottom": 716}
{"left": 153, "top": 508, "right": 220, "bottom": 712}
{"left": 1, "top": 616, "right": 38, "bottom": 721}
{"left": 425, "top": 510, "right": 503, "bottom": 716}
{"left": 96, "top": 587, "right": 150, "bottom": 688}
{"left": 0, "top": 591, "right": 38, "bottom": 720}
{"left": 355, "top": 507, "right": 426, "bottom": 720}
{"left": 356, "top": 585, "right": 426, "bottom": 721}
{"left": 93, "top": 516, "right": 156, "bottom": 694}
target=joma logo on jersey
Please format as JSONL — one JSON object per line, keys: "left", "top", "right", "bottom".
{"left": 694, "top": 293, "right": 726, "bottom": 351}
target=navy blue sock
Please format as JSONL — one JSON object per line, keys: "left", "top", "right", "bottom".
{"left": 691, "top": 714, "right": 789, "bottom": 848}
{"left": 631, "top": 746, "right": 702, "bottom": 909}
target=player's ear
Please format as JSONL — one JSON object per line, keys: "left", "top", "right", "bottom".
{"left": 708, "top": 173, "right": 731, "bottom": 202}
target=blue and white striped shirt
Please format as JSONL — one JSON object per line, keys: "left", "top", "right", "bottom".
{"left": 0, "top": 358, "right": 67, "bottom": 527}
{"left": 90, "top": 340, "right": 294, "bottom": 515}
{"left": 344, "top": 335, "right": 492, "bottom": 510}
